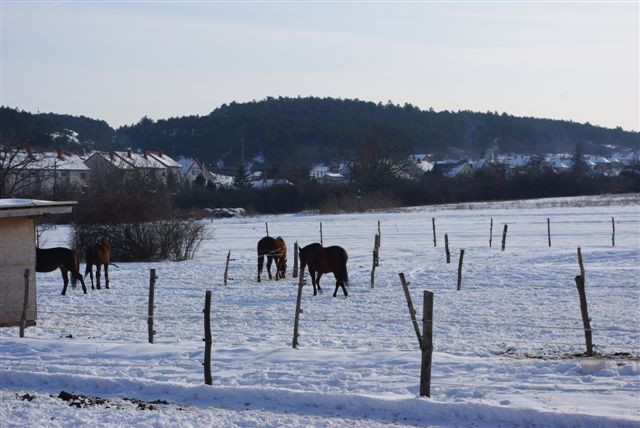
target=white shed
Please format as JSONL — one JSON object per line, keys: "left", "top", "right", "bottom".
{"left": 0, "top": 199, "right": 76, "bottom": 327}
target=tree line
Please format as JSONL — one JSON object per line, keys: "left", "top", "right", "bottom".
{"left": 2, "top": 97, "right": 638, "bottom": 167}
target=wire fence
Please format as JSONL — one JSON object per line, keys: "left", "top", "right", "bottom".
{"left": 3, "top": 213, "right": 639, "bottom": 397}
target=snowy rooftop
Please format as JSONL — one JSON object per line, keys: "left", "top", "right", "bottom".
{"left": 148, "top": 152, "right": 180, "bottom": 168}
{"left": 0, "top": 198, "right": 76, "bottom": 217}
{"left": 14, "top": 152, "right": 90, "bottom": 171}
{"left": 115, "top": 151, "right": 167, "bottom": 169}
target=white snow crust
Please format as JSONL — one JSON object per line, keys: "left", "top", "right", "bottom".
{"left": 1, "top": 194, "right": 639, "bottom": 427}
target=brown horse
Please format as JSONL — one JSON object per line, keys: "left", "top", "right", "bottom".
{"left": 299, "top": 243, "right": 349, "bottom": 297}
{"left": 36, "top": 247, "right": 87, "bottom": 295}
{"left": 257, "top": 236, "right": 287, "bottom": 282}
{"left": 85, "top": 239, "right": 110, "bottom": 290}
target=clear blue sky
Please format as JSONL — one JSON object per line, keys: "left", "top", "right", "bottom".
{"left": 1, "top": 1, "right": 638, "bottom": 131}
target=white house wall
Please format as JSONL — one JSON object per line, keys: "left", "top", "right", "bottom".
{"left": 0, "top": 216, "right": 36, "bottom": 327}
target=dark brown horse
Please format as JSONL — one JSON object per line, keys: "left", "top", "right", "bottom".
{"left": 299, "top": 243, "right": 349, "bottom": 297}
{"left": 36, "top": 247, "right": 87, "bottom": 295}
{"left": 85, "top": 239, "right": 110, "bottom": 290}
{"left": 257, "top": 236, "right": 287, "bottom": 282}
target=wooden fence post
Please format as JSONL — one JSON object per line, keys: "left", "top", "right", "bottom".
{"left": 378, "top": 220, "right": 381, "bottom": 245}
{"left": 265, "top": 222, "right": 269, "bottom": 237}
{"left": 399, "top": 273, "right": 423, "bottom": 348}
{"left": 293, "top": 242, "right": 299, "bottom": 278}
{"left": 320, "top": 222, "right": 323, "bottom": 246}
{"left": 432, "top": 218, "right": 437, "bottom": 247}
{"left": 575, "top": 247, "right": 593, "bottom": 356}
{"left": 420, "top": 290, "right": 433, "bottom": 397}
{"left": 577, "top": 246, "right": 585, "bottom": 285}
{"left": 444, "top": 234, "right": 450, "bottom": 264}
{"left": 374, "top": 234, "right": 380, "bottom": 266}
{"left": 203, "top": 290, "right": 212, "bottom": 385}
{"left": 223, "top": 251, "right": 231, "bottom": 285}
{"left": 292, "top": 265, "right": 305, "bottom": 348}
{"left": 501, "top": 224, "right": 508, "bottom": 251}
{"left": 370, "top": 249, "right": 377, "bottom": 289}
{"left": 148, "top": 269, "right": 156, "bottom": 344}
{"left": 489, "top": 218, "right": 493, "bottom": 247}
{"left": 547, "top": 218, "right": 551, "bottom": 247}
{"left": 456, "top": 249, "right": 464, "bottom": 291}
{"left": 611, "top": 217, "right": 615, "bottom": 247}
{"left": 19, "top": 269, "right": 30, "bottom": 338}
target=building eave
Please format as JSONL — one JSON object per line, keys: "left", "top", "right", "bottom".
{"left": 0, "top": 199, "right": 76, "bottom": 218}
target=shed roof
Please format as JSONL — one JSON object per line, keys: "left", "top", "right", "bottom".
{"left": 0, "top": 199, "right": 76, "bottom": 218}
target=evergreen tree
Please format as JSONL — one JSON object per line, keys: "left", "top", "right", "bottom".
{"left": 234, "top": 164, "right": 251, "bottom": 188}
{"left": 571, "top": 143, "right": 588, "bottom": 176}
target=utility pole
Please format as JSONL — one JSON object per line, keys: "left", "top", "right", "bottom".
{"left": 240, "top": 138, "right": 246, "bottom": 167}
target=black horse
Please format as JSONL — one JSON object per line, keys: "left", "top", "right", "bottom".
{"left": 36, "top": 247, "right": 87, "bottom": 295}
{"left": 299, "top": 243, "right": 349, "bottom": 297}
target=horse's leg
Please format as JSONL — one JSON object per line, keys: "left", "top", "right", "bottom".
{"left": 266, "top": 256, "right": 273, "bottom": 280}
{"left": 78, "top": 273, "right": 87, "bottom": 294}
{"left": 96, "top": 264, "right": 102, "bottom": 290}
{"left": 104, "top": 263, "right": 110, "bottom": 289}
{"left": 257, "top": 255, "right": 264, "bottom": 282}
{"left": 334, "top": 281, "right": 348, "bottom": 298}
{"left": 274, "top": 257, "right": 280, "bottom": 281}
{"left": 309, "top": 268, "right": 317, "bottom": 295}
{"left": 61, "top": 268, "right": 69, "bottom": 296}
{"left": 88, "top": 264, "right": 95, "bottom": 290}
{"left": 316, "top": 272, "right": 324, "bottom": 294}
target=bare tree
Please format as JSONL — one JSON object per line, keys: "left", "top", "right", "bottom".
{"left": 0, "top": 146, "right": 40, "bottom": 198}
{"left": 75, "top": 160, "right": 171, "bottom": 225}
{"left": 347, "top": 132, "right": 412, "bottom": 191}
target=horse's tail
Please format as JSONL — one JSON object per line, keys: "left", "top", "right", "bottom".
{"left": 84, "top": 246, "right": 92, "bottom": 278}
{"left": 257, "top": 254, "right": 264, "bottom": 281}
{"left": 336, "top": 248, "right": 349, "bottom": 285}
{"left": 71, "top": 252, "right": 80, "bottom": 289}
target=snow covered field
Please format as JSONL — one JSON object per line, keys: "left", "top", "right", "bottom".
{"left": 1, "top": 194, "right": 639, "bottom": 427}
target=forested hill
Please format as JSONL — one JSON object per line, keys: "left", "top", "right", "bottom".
{"left": 0, "top": 107, "right": 115, "bottom": 150}
{"left": 117, "top": 97, "right": 640, "bottom": 164}
{"left": 2, "top": 98, "right": 639, "bottom": 164}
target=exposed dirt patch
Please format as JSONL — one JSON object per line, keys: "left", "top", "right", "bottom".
{"left": 497, "top": 348, "right": 640, "bottom": 361}
{"left": 16, "top": 393, "right": 36, "bottom": 401}
{"left": 53, "top": 390, "right": 177, "bottom": 411}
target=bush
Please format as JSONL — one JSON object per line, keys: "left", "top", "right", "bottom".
{"left": 71, "top": 164, "right": 207, "bottom": 262}
{"left": 318, "top": 190, "right": 400, "bottom": 213}
{"left": 72, "top": 219, "right": 207, "bottom": 262}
